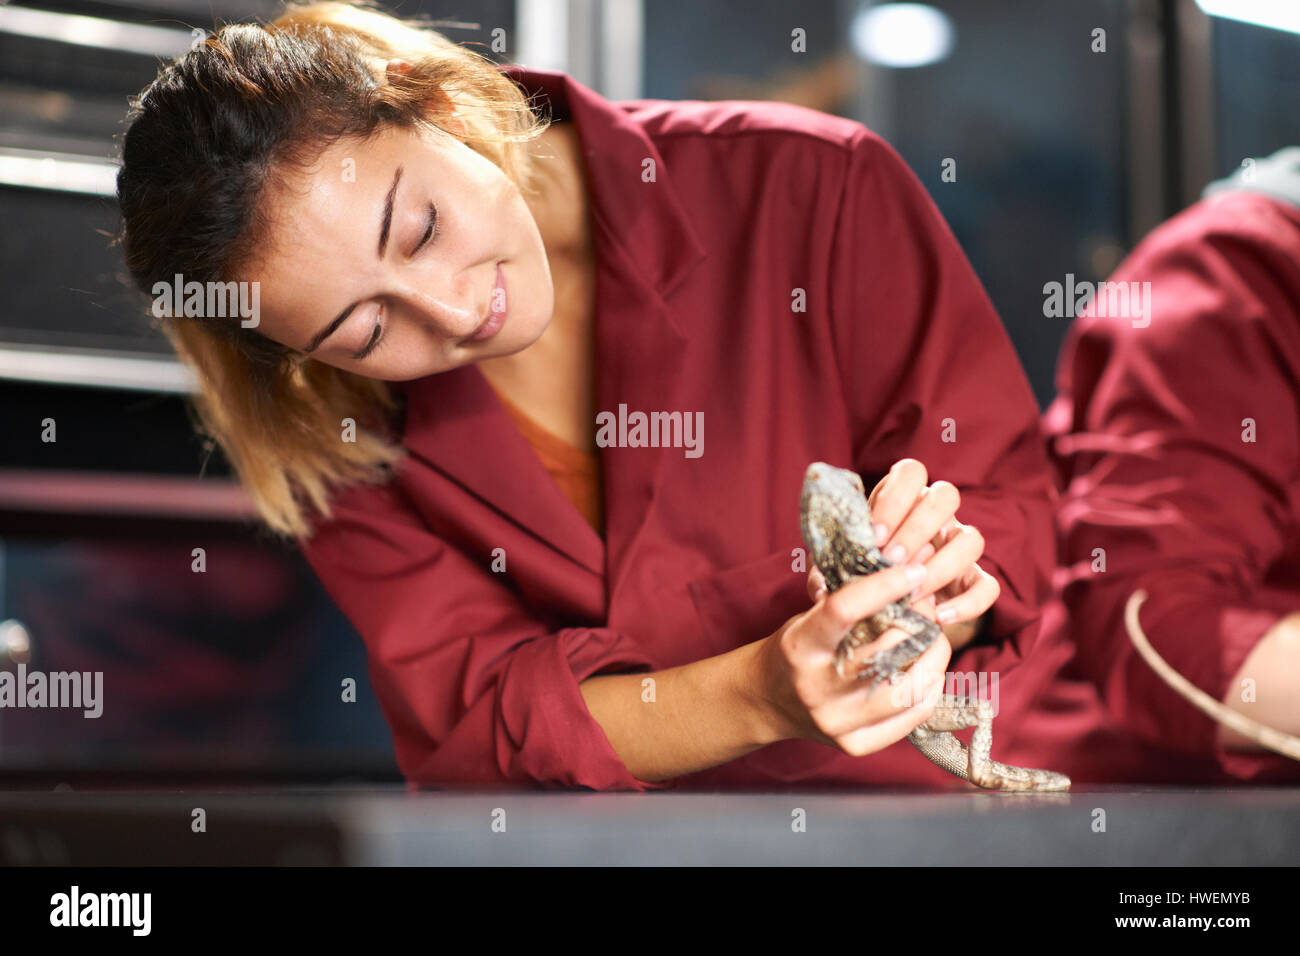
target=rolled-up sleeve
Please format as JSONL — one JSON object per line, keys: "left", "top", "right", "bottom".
{"left": 826, "top": 129, "right": 1060, "bottom": 674}
{"left": 1042, "top": 192, "right": 1300, "bottom": 777}
{"left": 299, "top": 471, "right": 668, "bottom": 791}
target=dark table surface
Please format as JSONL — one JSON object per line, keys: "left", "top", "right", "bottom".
{"left": 1, "top": 785, "right": 1298, "bottom": 865}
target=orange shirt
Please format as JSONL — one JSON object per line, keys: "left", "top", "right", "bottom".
{"left": 494, "top": 390, "right": 604, "bottom": 537}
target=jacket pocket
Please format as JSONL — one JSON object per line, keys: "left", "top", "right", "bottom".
{"left": 686, "top": 547, "right": 809, "bottom": 655}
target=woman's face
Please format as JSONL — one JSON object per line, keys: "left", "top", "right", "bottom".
{"left": 242, "top": 121, "right": 555, "bottom": 379}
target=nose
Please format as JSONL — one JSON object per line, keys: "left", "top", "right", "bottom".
{"left": 395, "top": 268, "right": 488, "bottom": 340}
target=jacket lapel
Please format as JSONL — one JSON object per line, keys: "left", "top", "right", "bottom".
{"left": 401, "top": 362, "right": 606, "bottom": 575}
{"left": 592, "top": 234, "right": 699, "bottom": 587}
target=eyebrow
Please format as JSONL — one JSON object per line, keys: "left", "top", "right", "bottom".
{"left": 302, "top": 165, "right": 403, "bottom": 354}
{"left": 377, "top": 165, "right": 403, "bottom": 258}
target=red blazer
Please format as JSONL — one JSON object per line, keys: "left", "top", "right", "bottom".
{"left": 1042, "top": 189, "right": 1300, "bottom": 783}
{"left": 300, "top": 66, "right": 1080, "bottom": 790}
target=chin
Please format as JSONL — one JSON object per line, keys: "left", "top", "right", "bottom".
{"left": 498, "top": 304, "right": 552, "bottom": 355}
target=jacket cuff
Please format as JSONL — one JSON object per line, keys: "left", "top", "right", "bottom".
{"left": 499, "top": 627, "right": 674, "bottom": 791}
{"left": 395, "top": 625, "right": 673, "bottom": 792}
{"left": 952, "top": 489, "right": 1054, "bottom": 662}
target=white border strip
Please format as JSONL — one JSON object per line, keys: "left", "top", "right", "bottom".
{"left": 600, "top": 0, "right": 644, "bottom": 100}
{"left": 0, "top": 469, "right": 255, "bottom": 519}
{"left": 0, "top": 147, "right": 120, "bottom": 197}
{"left": 0, "top": 4, "right": 192, "bottom": 57}
{"left": 516, "top": 0, "right": 570, "bottom": 70}
{"left": 0, "top": 345, "right": 195, "bottom": 393}
{"left": 1195, "top": 0, "right": 1300, "bottom": 35}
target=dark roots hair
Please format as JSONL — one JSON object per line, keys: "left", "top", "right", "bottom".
{"left": 115, "top": 1, "right": 549, "bottom": 536}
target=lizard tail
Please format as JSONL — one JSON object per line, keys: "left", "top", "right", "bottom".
{"left": 1124, "top": 589, "right": 1300, "bottom": 762}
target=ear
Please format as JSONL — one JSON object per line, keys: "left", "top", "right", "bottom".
{"left": 384, "top": 58, "right": 413, "bottom": 82}
{"left": 384, "top": 58, "right": 468, "bottom": 140}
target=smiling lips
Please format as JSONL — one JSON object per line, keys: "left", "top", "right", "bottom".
{"left": 464, "top": 262, "right": 508, "bottom": 344}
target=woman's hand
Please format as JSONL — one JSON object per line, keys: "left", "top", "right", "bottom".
{"left": 756, "top": 562, "right": 952, "bottom": 754}
{"left": 808, "top": 458, "right": 1000, "bottom": 647}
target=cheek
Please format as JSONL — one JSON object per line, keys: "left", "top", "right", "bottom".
{"left": 519, "top": 252, "right": 555, "bottom": 334}
{"left": 502, "top": 207, "right": 554, "bottom": 328}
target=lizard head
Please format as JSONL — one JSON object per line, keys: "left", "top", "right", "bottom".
{"left": 800, "top": 462, "right": 876, "bottom": 587}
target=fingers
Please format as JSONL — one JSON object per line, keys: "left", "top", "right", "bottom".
{"left": 833, "top": 616, "right": 934, "bottom": 678}
{"left": 881, "top": 481, "right": 961, "bottom": 565}
{"left": 808, "top": 562, "right": 928, "bottom": 651}
{"left": 910, "top": 591, "right": 938, "bottom": 622}
{"left": 909, "top": 519, "right": 984, "bottom": 602}
{"left": 807, "top": 566, "right": 827, "bottom": 602}
{"left": 933, "top": 563, "right": 1000, "bottom": 625}
{"left": 810, "top": 542, "right": 935, "bottom": 605}
{"left": 819, "top": 455, "right": 1000, "bottom": 635}
{"left": 779, "top": 551, "right": 958, "bottom": 757}
{"left": 867, "top": 459, "right": 928, "bottom": 547}
{"left": 834, "top": 678, "right": 943, "bottom": 757}
{"left": 825, "top": 628, "right": 953, "bottom": 753}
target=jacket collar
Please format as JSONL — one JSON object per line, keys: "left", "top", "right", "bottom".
{"left": 397, "top": 66, "right": 707, "bottom": 580}
{"left": 499, "top": 65, "right": 709, "bottom": 317}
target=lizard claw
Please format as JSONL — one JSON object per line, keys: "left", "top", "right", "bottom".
{"left": 834, "top": 642, "right": 851, "bottom": 679}
{"left": 854, "top": 660, "right": 897, "bottom": 690}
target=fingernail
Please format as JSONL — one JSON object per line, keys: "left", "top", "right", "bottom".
{"left": 937, "top": 605, "right": 957, "bottom": 623}
{"left": 874, "top": 522, "right": 888, "bottom": 541}
{"left": 904, "top": 563, "right": 927, "bottom": 584}
{"left": 887, "top": 544, "right": 907, "bottom": 564}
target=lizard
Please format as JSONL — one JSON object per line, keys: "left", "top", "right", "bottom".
{"left": 799, "top": 461, "right": 1071, "bottom": 791}
{"left": 1124, "top": 589, "right": 1300, "bottom": 761}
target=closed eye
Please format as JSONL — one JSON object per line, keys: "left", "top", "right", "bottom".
{"left": 353, "top": 312, "right": 384, "bottom": 360}
{"left": 411, "top": 202, "right": 438, "bottom": 256}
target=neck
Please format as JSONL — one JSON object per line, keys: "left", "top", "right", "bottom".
{"left": 524, "top": 121, "right": 594, "bottom": 265}
{"left": 478, "top": 122, "right": 596, "bottom": 412}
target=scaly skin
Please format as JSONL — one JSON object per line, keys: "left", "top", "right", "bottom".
{"left": 800, "top": 462, "right": 1071, "bottom": 791}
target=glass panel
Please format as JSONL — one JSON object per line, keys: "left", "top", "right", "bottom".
{"left": 1212, "top": 16, "right": 1300, "bottom": 176}
{"left": 0, "top": 533, "right": 396, "bottom": 776}
{"left": 643, "top": 0, "right": 1130, "bottom": 405}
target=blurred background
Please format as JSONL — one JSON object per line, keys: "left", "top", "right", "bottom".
{"left": 0, "top": 0, "right": 1295, "bottom": 787}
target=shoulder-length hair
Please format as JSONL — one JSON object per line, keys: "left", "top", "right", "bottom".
{"left": 116, "top": 1, "right": 549, "bottom": 537}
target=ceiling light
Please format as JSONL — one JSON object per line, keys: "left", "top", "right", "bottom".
{"left": 850, "top": 3, "right": 955, "bottom": 69}
{"left": 1194, "top": 0, "right": 1300, "bottom": 35}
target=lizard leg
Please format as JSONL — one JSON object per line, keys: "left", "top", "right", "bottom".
{"left": 928, "top": 695, "right": 1071, "bottom": 792}
{"left": 833, "top": 620, "right": 876, "bottom": 678}
{"left": 850, "top": 610, "right": 937, "bottom": 687}
{"left": 855, "top": 634, "right": 932, "bottom": 687}
{"left": 906, "top": 720, "right": 977, "bottom": 784}
{"left": 904, "top": 696, "right": 1072, "bottom": 791}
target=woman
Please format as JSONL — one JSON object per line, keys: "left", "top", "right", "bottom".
{"left": 117, "top": 1, "right": 1063, "bottom": 790}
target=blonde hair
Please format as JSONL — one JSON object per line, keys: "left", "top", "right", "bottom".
{"left": 117, "top": 1, "right": 550, "bottom": 537}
